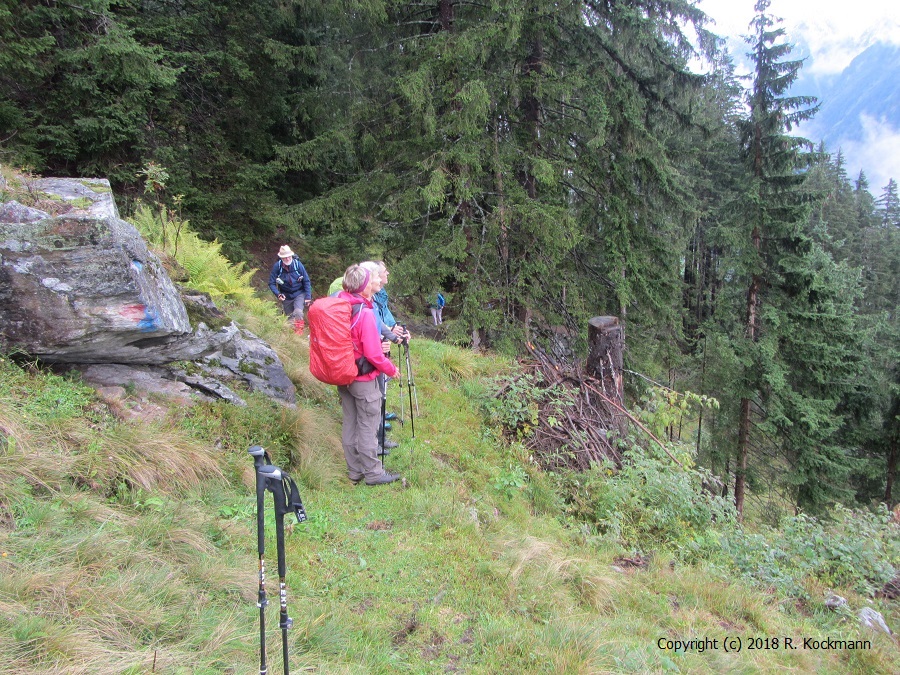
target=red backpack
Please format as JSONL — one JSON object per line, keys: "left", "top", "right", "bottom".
{"left": 307, "top": 296, "right": 365, "bottom": 385}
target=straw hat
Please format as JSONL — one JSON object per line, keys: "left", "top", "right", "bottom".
{"left": 278, "top": 245, "right": 295, "bottom": 259}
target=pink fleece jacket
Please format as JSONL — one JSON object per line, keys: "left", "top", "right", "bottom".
{"left": 338, "top": 291, "right": 399, "bottom": 381}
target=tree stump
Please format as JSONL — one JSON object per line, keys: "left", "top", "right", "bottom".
{"left": 587, "top": 315, "right": 624, "bottom": 410}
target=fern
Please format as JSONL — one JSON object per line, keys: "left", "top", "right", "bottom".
{"left": 130, "top": 204, "right": 271, "bottom": 314}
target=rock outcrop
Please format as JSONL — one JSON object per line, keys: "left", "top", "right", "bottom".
{"left": 0, "top": 176, "right": 295, "bottom": 405}
{"left": 0, "top": 178, "right": 192, "bottom": 363}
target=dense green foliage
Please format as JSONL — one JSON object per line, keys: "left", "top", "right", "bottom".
{"left": 0, "top": 0, "right": 319, "bottom": 254}
{"left": 1, "top": 0, "right": 897, "bottom": 514}
{"left": 283, "top": 0, "right": 720, "bottom": 354}
{"left": 687, "top": 0, "right": 866, "bottom": 516}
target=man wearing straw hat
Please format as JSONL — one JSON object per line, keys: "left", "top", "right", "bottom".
{"left": 268, "top": 244, "right": 312, "bottom": 335}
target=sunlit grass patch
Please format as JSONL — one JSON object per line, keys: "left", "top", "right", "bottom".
{"left": 0, "top": 404, "right": 68, "bottom": 506}
{"left": 433, "top": 343, "right": 482, "bottom": 381}
{"left": 0, "top": 485, "right": 257, "bottom": 673}
{"left": 278, "top": 405, "right": 344, "bottom": 488}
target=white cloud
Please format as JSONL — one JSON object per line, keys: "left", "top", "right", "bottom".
{"left": 699, "top": 0, "right": 900, "bottom": 74}
{"left": 696, "top": 0, "right": 900, "bottom": 193}
{"left": 834, "top": 115, "right": 900, "bottom": 191}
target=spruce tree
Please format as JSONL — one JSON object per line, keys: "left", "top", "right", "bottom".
{"left": 876, "top": 178, "right": 900, "bottom": 228}
{"left": 281, "top": 0, "right": 721, "bottom": 356}
{"left": 795, "top": 159, "right": 900, "bottom": 508}
{"left": 0, "top": 0, "right": 178, "bottom": 181}
{"left": 706, "top": 0, "right": 864, "bottom": 516}
{"left": 0, "top": 0, "right": 322, "bottom": 250}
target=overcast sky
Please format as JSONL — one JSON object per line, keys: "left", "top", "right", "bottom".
{"left": 698, "top": 0, "right": 900, "bottom": 190}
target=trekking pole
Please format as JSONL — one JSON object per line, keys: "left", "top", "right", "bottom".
{"left": 248, "top": 446, "right": 272, "bottom": 675}
{"left": 378, "top": 374, "right": 388, "bottom": 463}
{"left": 406, "top": 342, "right": 420, "bottom": 416}
{"left": 399, "top": 325, "right": 419, "bottom": 417}
{"left": 398, "top": 329, "right": 416, "bottom": 439}
{"left": 396, "top": 342, "right": 405, "bottom": 427}
{"left": 258, "top": 464, "right": 307, "bottom": 675}
{"left": 259, "top": 466, "right": 291, "bottom": 675}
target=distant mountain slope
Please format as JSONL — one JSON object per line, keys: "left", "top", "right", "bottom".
{"left": 795, "top": 42, "right": 900, "bottom": 188}
{"left": 804, "top": 42, "right": 900, "bottom": 144}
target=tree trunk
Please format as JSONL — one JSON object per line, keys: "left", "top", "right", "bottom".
{"left": 520, "top": 35, "right": 543, "bottom": 200}
{"left": 885, "top": 438, "right": 898, "bottom": 506}
{"left": 735, "top": 396, "right": 751, "bottom": 519}
{"left": 736, "top": 223, "right": 762, "bottom": 519}
{"left": 587, "top": 317, "right": 625, "bottom": 435}
{"left": 438, "top": 0, "right": 454, "bottom": 31}
{"left": 884, "top": 394, "right": 899, "bottom": 505}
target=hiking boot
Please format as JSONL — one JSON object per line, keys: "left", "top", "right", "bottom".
{"left": 384, "top": 412, "right": 398, "bottom": 421}
{"left": 365, "top": 471, "right": 401, "bottom": 486}
{"left": 377, "top": 445, "right": 390, "bottom": 457}
{"left": 383, "top": 422, "right": 392, "bottom": 431}
{"left": 349, "top": 474, "right": 363, "bottom": 485}
{"left": 383, "top": 439, "right": 399, "bottom": 450}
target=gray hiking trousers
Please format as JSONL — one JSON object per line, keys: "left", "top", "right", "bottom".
{"left": 337, "top": 378, "right": 385, "bottom": 481}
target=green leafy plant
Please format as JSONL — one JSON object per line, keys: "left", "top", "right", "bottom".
{"left": 553, "top": 444, "right": 736, "bottom": 555}
{"left": 218, "top": 498, "right": 254, "bottom": 522}
{"left": 637, "top": 386, "right": 719, "bottom": 443}
{"left": 482, "top": 374, "right": 542, "bottom": 439}
{"left": 720, "top": 504, "right": 900, "bottom": 597}
{"left": 493, "top": 463, "right": 529, "bottom": 500}
{"left": 130, "top": 204, "right": 277, "bottom": 318}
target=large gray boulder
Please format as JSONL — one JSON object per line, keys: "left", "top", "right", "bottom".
{"left": 0, "top": 178, "right": 192, "bottom": 363}
{"left": 0, "top": 176, "right": 296, "bottom": 405}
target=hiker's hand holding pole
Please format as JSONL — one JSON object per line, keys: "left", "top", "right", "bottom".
{"left": 391, "top": 324, "right": 410, "bottom": 343}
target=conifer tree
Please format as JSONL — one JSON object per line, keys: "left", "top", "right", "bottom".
{"left": 0, "top": 0, "right": 178, "bottom": 180}
{"left": 876, "top": 178, "right": 900, "bottom": 228}
{"left": 866, "top": 179, "right": 900, "bottom": 504}
{"left": 805, "top": 148, "right": 857, "bottom": 259}
{"left": 281, "top": 0, "right": 720, "bottom": 355}
{"left": 706, "top": 0, "right": 863, "bottom": 516}
{"left": 681, "top": 53, "right": 745, "bottom": 350}
{"left": 796, "top": 159, "right": 900, "bottom": 508}
{"left": 0, "top": 0, "right": 321, "bottom": 249}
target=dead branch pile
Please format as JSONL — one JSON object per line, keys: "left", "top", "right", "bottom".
{"left": 508, "top": 343, "right": 627, "bottom": 472}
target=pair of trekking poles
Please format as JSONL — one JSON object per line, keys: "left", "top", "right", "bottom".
{"left": 248, "top": 445, "right": 307, "bottom": 675}
{"left": 379, "top": 327, "right": 420, "bottom": 459}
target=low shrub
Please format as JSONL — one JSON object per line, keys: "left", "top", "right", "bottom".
{"left": 552, "top": 444, "right": 737, "bottom": 556}
{"left": 481, "top": 373, "right": 543, "bottom": 439}
{"left": 720, "top": 504, "right": 900, "bottom": 598}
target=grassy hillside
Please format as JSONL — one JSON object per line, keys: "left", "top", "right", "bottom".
{"left": 1, "top": 209, "right": 898, "bottom": 674}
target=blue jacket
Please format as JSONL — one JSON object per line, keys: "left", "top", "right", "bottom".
{"left": 373, "top": 288, "right": 396, "bottom": 328}
{"left": 268, "top": 258, "right": 312, "bottom": 301}
{"left": 373, "top": 288, "right": 400, "bottom": 342}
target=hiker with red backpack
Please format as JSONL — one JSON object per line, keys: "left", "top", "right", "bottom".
{"left": 268, "top": 245, "right": 312, "bottom": 335}
{"left": 308, "top": 264, "right": 402, "bottom": 486}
